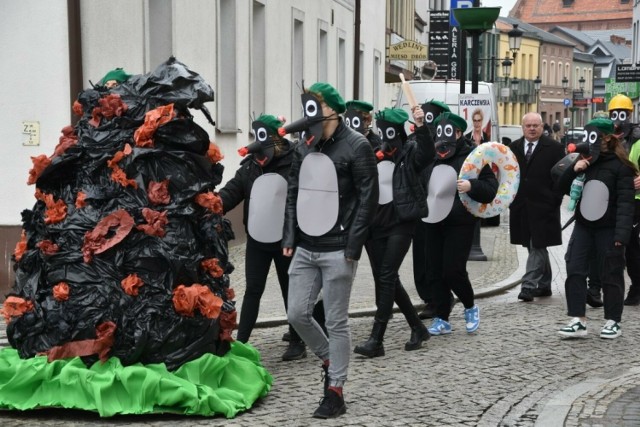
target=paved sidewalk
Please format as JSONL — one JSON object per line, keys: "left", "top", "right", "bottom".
{"left": 2, "top": 206, "right": 640, "bottom": 426}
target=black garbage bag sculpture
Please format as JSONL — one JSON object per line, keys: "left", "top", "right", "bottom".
{"left": 6, "top": 58, "right": 237, "bottom": 371}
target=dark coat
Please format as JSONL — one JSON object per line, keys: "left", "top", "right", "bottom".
{"left": 509, "top": 134, "right": 566, "bottom": 248}
{"left": 283, "top": 120, "right": 379, "bottom": 260}
{"left": 556, "top": 152, "right": 635, "bottom": 245}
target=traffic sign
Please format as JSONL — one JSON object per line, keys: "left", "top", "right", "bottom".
{"left": 563, "top": 98, "right": 571, "bottom": 107}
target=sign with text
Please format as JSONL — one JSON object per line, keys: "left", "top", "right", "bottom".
{"left": 458, "top": 94, "right": 493, "bottom": 140}
{"left": 389, "top": 40, "right": 427, "bottom": 61}
{"left": 428, "top": 11, "right": 451, "bottom": 79}
{"left": 616, "top": 64, "right": 640, "bottom": 83}
{"left": 449, "top": 24, "right": 460, "bottom": 79}
{"left": 450, "top": 0, "right": 474, "bottom": 27}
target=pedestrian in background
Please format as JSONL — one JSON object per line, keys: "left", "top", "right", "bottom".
{"left": 422, "top": 112, "right": 498, "bottom": 336}
{"left": 624, "top": 128, "right": 640, "bottom": 306}
{"left": 555, "top": 118, "right": 636, "bottom": 339}
{"left": 282, "top": 83, "right": 378, "bottom": 419}
{"left": 510, "top": 112, "right": 566, "bottom": 302}
{"left": 219, "top": 114, "right": 311, "bottom": 361}
{"left": 354, "top": 106, "right": 434, "bottom": 358}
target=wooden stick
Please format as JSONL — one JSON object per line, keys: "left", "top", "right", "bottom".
{"left": 399, "top": 73, "right": 418, "bottom": 109}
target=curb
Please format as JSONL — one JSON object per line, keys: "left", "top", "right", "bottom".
{"left": 254, "top": 278, "right": 524, "bottom": 329}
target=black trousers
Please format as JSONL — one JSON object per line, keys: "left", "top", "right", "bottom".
{"left": 424, "top": 222, "right": 476, "bottom": 321}
{"left": 625, "top": 201, "right": 640, "bottom": 290}
{"left": 412, "top": 221, "right": 433, "bottom": 304}
{"left": 565, "top": 222, "right": 625, "bottom": 322}
{"left": 237, "top": 236, "right": 301, "bottom": 343}
{"left": 366, "top": 233, "right": 421, "bottom": 328}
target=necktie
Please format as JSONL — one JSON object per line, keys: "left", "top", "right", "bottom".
{"left": 525, "top": 142, "right": 534, "bottom": 163}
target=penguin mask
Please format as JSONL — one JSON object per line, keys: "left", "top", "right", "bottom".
{"left": 375, "top": 118, "right": 406, "bottom": 161}
{"left": 238, "top": 115, "right": 283, "bottom": 167}
{"left": 345, "top": 108, "right": 366, "bottom": 134}
{"left": 434, "top": 112, "right": 466, "bottom": 160}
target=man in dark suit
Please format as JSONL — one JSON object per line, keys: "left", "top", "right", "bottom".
{"left": 509, "top": 112, "right": 566, "bottom": 301}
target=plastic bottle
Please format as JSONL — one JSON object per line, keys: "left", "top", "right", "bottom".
{"left": 568, "top": 173, "right": 585, "bottom": 212}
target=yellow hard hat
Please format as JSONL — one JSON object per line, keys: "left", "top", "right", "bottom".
{"left": 608, "top": 94, "right": 633, "bottom": 111}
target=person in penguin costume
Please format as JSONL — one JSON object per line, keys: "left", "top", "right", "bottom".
{"left": 555, "top": 118, "right": 636, "bottom": 340}
{"left": 353, "top": 106, "right": 435, "bottom": 359}
{"left": 218, "top": 114, "right": 323, "bottom": 361}
{"left": 280, "top": 82, "right": 378, "bottom": 419}
{"left": 411, "top": 99, "right": 451, "bottom": 320}
{"left": 422, "top": 112, "right": 498, "bottom": 337}
{"left": 344, "top": 99, "right": 381, "bottom": 151}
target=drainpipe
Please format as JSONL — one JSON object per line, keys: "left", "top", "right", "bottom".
{"left": 353, "top": 0, "right": 361, "bottom": 99}
{"left": 67, "top": 0, "right": 83, "bottom": 125}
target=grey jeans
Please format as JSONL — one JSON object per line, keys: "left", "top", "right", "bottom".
{"left": 287, "top": 247, "right": 357, "bottom": 388}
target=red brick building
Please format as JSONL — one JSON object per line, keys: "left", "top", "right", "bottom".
{"left": 510, "top": 0, "right": 633, "bottom": 31}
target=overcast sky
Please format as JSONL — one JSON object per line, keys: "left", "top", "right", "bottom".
{"left": 479, "top": 0, "right": 518, "bottom": 16}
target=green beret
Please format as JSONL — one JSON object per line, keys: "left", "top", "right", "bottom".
{"left": 435, "top": 112, "right": 467, "bottom": 131}
{"left": 346, "top": 100, "right": 374, "bottom": 113}
{"left": 375, "top": 108, "right": 409, "bottom": 125}
{"left": 586, "top": 117, "right": 614, "bottom": 135}
{"left": 422, "top": 99, "right": 450, "bottom": 113}
{"left": 99, "top": 68, "right": 131, "bottom": 85}
{"left": 309, "top": 82, "right": 346, "bottom": 114}
{"left": 256, "top": 114, "right": 283, "bottom": 134}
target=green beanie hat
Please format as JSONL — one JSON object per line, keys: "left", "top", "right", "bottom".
{"left": 309, "top": 82, "right": 346, "bottom": 114}
{"left": 346, "top": 100, "right": 374, "bottom": 113}
{"left": 586, "top": 117, "right": 614, "bottom": 135}
{"left": 435, "top": 112, "right": 467, "bottom": 131}
{"left": 422, "top": 99, "right": 450, "bottom": 113}
{"left": 99, "top": 68, "right": 131, "bottom": 85}
{"left": 375, "top": 108, "right": 409, "bottom": 125}
{"left": 256, "top": 114, "right": 283, "bottom": 134}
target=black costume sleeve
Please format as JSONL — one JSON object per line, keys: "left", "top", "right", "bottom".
{"left": 614, "top": 162, "right": 636, "bottom": 244}
{"left": 467, "top": 164, "right": 499, "bottom": 204}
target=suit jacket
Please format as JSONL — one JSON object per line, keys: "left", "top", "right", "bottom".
{"left": 509, "top": 134, "right": 566, "bottom": 248}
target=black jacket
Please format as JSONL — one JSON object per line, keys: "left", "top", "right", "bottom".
{"left": 282, "top": 120, "right": 378, "bottom": 260}
{"left": 556, "top": 151, "right": 635, "bottom": 245}
{"left": 423, "top": 138, "right": 498, "bottom": 226}
{"left": 218, "top": 139, "right": 294, "bottom": 232}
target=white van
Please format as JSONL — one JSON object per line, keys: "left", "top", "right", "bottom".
{"left": 394, "top": 80, "right": 500, "bottom": 142}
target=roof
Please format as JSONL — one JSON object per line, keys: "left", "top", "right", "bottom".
{"left": 510, "top": 0, "right": 632, "bottom": 27}
{"left": 573, "top": 51, "right": 596, "bottom": 63}
{"left": 497, "top": 17, "right": 574, "bottom": 47}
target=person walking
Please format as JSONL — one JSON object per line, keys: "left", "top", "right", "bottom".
{"left": 412, "top": 100, "right": 451, "bottom": 319}
{"left": 510, "top": 112, "right": 566, "bottom": 302}
{"left": 353, "top": 106, "right": 434, "bottom": 358}
{"left": 344, "top": 100, "right": 382, "bottom": 151}
{"left": 281, "top": 83, "right": 378, "bottom": 419}
{"left": 555, "top": 118, "right": 636, "bottom": 339}
{"left": 423, "top": 112, "right": 498, "bottom": 336}
{"left": 218, "top": 115, "right": 309, "bottom": 361}
{"left": 623, "top": 129, "right": 640, "bottom": 305}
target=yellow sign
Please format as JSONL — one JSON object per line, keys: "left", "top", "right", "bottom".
{"left": 389, "top": 41, "right": 428, "bottom": 60}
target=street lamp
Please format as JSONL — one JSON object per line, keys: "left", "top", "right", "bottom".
{"left": 534, "top": 76, "right": 542, "bottom": 112}
{"left": 579, "top": 76, "right": 585, "bottom": 91}
{"left": 562, "top": 76, "right": 569, "bottom": 94}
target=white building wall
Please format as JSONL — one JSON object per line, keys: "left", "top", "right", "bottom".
{"left": 0, "top": 0, "right": 71, "bottom": 224}
{"left": 0, "top": 0, "right": 387, "bottom": 225}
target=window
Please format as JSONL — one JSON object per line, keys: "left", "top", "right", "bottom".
{"left": 251, "top": 1, "right": 266, "bottom": 116}
{"left": 291, "top": 9, "right": 304, "bottom": 122}
{"left": 337, "top": 30, "right": 346, "bottom": 97}
{"left": 318, "top": 20, "right": 328, "bottom": 83}
{"left": 217, "top": 0, "right": 237, "bottom": 132}
{"left": 148, "top": 0, "right": 172, "bottom": 71}
{"left": 373, "top": 50, "right": 381, "bottom": 109}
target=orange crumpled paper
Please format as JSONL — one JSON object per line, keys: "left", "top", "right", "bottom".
{"left": 27, "top": 155, "right": 52, "bottom": 185}
{"left": 207, "top": 142, "right": 224, "bottom": 163}
{"left": 136, "top": 208, "right": 168, "bottom": 237}
{"left": 1, "top": 296, "right": 34, "bottom": 323}
{"left": 14, "top": 230, "right": 27, "bottom": 262}
{"left": 121, "top": 273, "right": 144, "bottom": 296}
{"left": 172, "top": 284, "right": 223, "bottom": 319}
{"left": 44, "top": 321, "right": 116, "bottom": 363}
{"left": 53, "top": 282, "right": 70, "bottom": 302}
{"left": 195, "top": 192, "right": 223, "bottom": 214}
{"left": 201, "top": 258, "right": 224, "bottom": 278}
{"left": 82, "top": 210, "right": 135, "bottom": 263}
{"left": 134, "top": 104, "right": 176, "bottom": 148}
{"left": 147, "top": 180, "right": 170, "bottom": 205}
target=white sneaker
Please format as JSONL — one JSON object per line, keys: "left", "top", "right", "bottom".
{"left": 558, "top": 317, "right": 587, "bottom": 338}
{"left": 600, "top": 320, "right": 621, "bottom": 339}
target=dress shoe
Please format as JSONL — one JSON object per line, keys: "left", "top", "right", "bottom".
{"left": 532, "top": 288, "right": 552, "bottom": 297}
{"left": 282, "top": 340, "right": 307, "bottom": 361}
{"left": 518, "top": 288, "right": 534, "bottom": 302}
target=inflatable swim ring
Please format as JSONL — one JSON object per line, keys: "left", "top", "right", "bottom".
{"left": 458, "top": 141, "right": 520, "bottom": 218}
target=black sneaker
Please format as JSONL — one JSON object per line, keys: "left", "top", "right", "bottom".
{"left": 518, "top": 288, "right": 534, "bottom": 302}
{"left": 282, "top": 331, "right": 291, "bottom": 342}
{"left": 624, "top": 287, "right": 640, "bottom": 306}
{"left": 532, "top": 288, "right": 552, "bottom": 297}
{"left": 281, "top": 341, "right": 307, "bottom": 361}
{"left": 312, "top": 390, "right": 346, "bottom": 419}
{"left": 587, "top": 288, "right": 604, "bottom": 308}
{"left": 418, "top": 303, "right": 436, "bottom": 319}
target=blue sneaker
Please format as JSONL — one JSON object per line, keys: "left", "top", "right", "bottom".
{"left": 427, "top": 317, "right": 452, "bottom": 335}
{"left": 464, "top": 305, "right": 480, "bottom": 333}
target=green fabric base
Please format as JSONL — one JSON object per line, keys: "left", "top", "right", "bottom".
{"left": 0, "top": 342, "right": 272, "bottom": 418}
